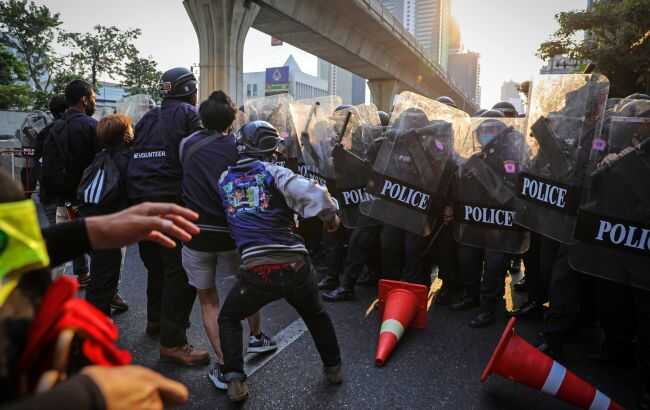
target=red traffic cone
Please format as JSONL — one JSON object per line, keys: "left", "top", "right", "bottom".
{"left": 481, "top": 318, "right": 623, "bottom": 410}
{"left": 375, "top": 279, "right": 428, "bottom": 367}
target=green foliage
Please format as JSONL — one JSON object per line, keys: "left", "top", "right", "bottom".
{"left": 0, "top": 0, "right": 62, "bottom": 94}
{"left": 538, "top": 0, "right": 650, "bottom": 97}
{"left": 0, "top": 43, "right": 31, "bottom": 109}
{"left": 60, "top": 25, "right": 141, "bottom": 89}
{"left": 122, "top": 55, "right": 162, "bottom": 102}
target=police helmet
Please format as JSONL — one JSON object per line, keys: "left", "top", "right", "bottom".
{"left": 476, "top": 118, "right": 507, "bottom": 147}
{"left": 159, "top": 67, "right": 198, "bottom": 99}
{"left": 473, "top": 108, "right": 487, "bottom": 117}
{"left": 378, "top": 111, "right": 390, "bottom": 126}
{"left": 480, "top": 109, "right": 505, "bottom": 118}
{"left": 394, "top": 107, "right": 429, "bottom": 131}
{"left": 618, "top": 99, "right": 650, "bottom": 118}
{"left": 492, "top": 101, "right": 517, "bottom": 117}
{"left": 237, "top": 121, "right": 281, "bottom": 157}
{"left": 335, "top": 104, "right": 353, "bottom": 112}
{"left": 436, "top": 96, "right": 458, "bottom": 108}
{"left": 624, "top": 93, "right": 650, "bottom": 101}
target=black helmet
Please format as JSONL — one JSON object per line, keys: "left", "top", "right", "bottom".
{"left": 618, "top": 100, "right": 650, "bottom": 118}
{"left": 492, "top": 101, "right": 517, "bottom": 117}
{"left": 436, "top": 96, "right": 458, "bottom": 108}
{"left": 237, "top": 121, "right": 280, "bottom": 157}
{"left": 473, "top": 108, "right": 487, "bottom": 117}
{"left": 335, "top": 104, "right": 353, "bottom": 112}
{"left": 480, "top": 109, "right": 505, "bottom": 118}
{"left": 394, "top": 107, "right": 429, "bottom": 131}
{"left": 159, "top": 67, "right": 197, "bottom": 99}
{"left": 378, "top": 111, "right": 390, "bottom": 126}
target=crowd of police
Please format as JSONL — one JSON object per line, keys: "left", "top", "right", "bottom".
{"left": 1, "top": 65, "right": 649, "bottom": 409}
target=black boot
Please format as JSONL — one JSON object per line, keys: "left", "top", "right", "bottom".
{"left": 469, "top": 311, "right": 496, "bottom": 328}
{"left": 508, "top": 300, "right": 544, "bottom": 319}
{"left": 322, "top": 286, "right": 355, "bottom": 302}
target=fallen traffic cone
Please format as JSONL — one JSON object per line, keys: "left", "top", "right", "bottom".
{"left": 375, "top": 279, "right": 428, "bottom": 367}
{"left": 481, "top": 318, "right": 623, "bottom": 410}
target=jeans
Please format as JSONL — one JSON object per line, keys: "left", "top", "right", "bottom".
{"left": 86, "top": 248, "right": 122, "bottom": 316}
{"left": 44, "top": 203, "right": 89, "bottom": 276}
{"left": 219, "top": 258, "right": 341, "bottom": 380}
{"left": 138, "top": 240, "right": 196, "bottom": 347}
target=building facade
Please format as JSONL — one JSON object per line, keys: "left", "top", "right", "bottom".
{"left": 447, "top": 50, "right": 481, "bottom": 106}
{"left": 243, "top": 55, "right": 329, "bottom": 101}
{"left": 382, "top": 0, "right": 450, "bottom": 70}
{"left": 539, "top": 55, "right": 584, "bottom": 75}
{"left": 317, "top": 59, "right": 367, "bottom": 105}
{"left": 500, "top": 80, "right": 525, "bottom": 114}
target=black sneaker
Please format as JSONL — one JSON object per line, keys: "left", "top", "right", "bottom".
{"left": 318, "top": 276, "right": 339, "bottom": 291}
{"left": 248, "top": 332, "right": 278, "bottom": 353}
{"left": 208, "top": 363, "right": 228, "bottom": 391}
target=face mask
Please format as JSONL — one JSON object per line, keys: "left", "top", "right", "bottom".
{"left": 479, "top": 134, "right": 495, "bottom": 146}
{"left": 0, "top": 200, "right": 50, "bottom": 307}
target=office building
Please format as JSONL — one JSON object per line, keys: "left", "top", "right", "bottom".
{"left": 539, "top": 55, "right": 584, "bottom": 75}
{"left": 382, "top": 0, "right": 451, "bottom": 70}
{"left": 317, "top": 59, "right": 366, "bottom": 105}
{"left": 500, "top": 80, "right": 525, "bottom": 114}
{"left": 243, "top": 55, "right": 329, "bottom": 101}
{"left": 447, "top": 50, "right": 481, "bottom": 106}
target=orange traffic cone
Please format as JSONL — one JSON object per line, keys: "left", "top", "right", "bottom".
{"left": 375, "top": 279, "right": 428, "bottom": 366}
{"left": 481, "top": 318, "right": 623, "bottom": 410}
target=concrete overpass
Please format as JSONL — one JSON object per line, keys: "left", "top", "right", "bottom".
{"left": 183, "top": 0, "right": 478, "bottom": 112}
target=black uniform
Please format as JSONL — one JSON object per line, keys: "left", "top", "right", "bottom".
{"left": 127, "top": 98, "right": 201, "bottom": 348}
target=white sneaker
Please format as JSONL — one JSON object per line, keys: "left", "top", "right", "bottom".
{"left": 208, "top": 363, "right": 228, "bottom": 391}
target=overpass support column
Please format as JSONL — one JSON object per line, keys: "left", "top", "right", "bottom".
{"left": 368, "top": 79, "right": 405, "bottom": 112}
{"left": 184, "top": 0, "right": 259, "bottom": 104}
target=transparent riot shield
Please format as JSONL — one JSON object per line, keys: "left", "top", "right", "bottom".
{"left": 569, "top": 114, "right": 650, "bottom": 290}
{"left": 452, "top": 118, "right": 531, "bottom": 254}
{"left": 513, "top": 74, "right": 610, "bottom": 244}
{"left": 289, "top": 96, "right": 342, "bottom": 184}
{"left": 390, "top": 91, "right": 470, "bottom": 126}
{"left": 360, "top": 97, "right": 466, "bottom": 236}
{"left": 116, "top": 94, "right": 154, "bottom": 125}
{"left": 244, "top": 94, "right": 293, "bottom": 140}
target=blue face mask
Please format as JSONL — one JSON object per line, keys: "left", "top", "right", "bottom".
{"left": 479, "top": 134, "right": 495, "bottom": 146}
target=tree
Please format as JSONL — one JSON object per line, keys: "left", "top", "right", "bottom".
{"left": 0, "top": 43, "right": 31, "bottom": 109}
{"left": 538, "top": 0, "right": 650, "bottom": 97}
{"left": 60, "top": 25, "right": 141, "bottom": 89}
{"left": 122, "top": 55, "right": 162, "bottom": 102}
{"left": 0, "top": 0, "right": 62, "bottom": 95}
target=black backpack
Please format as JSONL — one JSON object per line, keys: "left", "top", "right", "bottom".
{"left": 77, "top": 149, "right": 121, "bottom": 206}
{"left": 41, "top": 119, "right": 74, "bottom": 195}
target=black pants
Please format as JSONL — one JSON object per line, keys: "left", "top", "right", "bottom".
{"left": 427, "top": 224, "right": 460, "bottom": 293}
{"left": 381, "top": 225, "right": 431, "bottom": 285}
{"left": 540, "top": 239, "right": 581, "bottom": 335}
{"left": 219, "top": 259, "right": 341, "bottom": 380}
{"left": 522, "top": 232, "right": 546, "bottom": 303}
{"left": 457, "top": 245, "right": 510, "bottom": 312}
{"left": 86, "top": 248, "right": 121, "bottom": 316}
{"left": 320, "top": 226, "right": 348, "bottom": 282}
{"left": 340, "top": 222, "right": 382, "bottom": 290}
{"left": 44, "top": 203, "right": 88, "bottom": 275}
{"left": 138, "top": 240, "right": 195, "bottom": 347}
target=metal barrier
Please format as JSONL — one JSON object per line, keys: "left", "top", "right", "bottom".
{"left": 0, "top": 147, "right": 38, "bottom": 195}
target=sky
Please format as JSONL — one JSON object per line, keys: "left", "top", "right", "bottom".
{"left": 42, "top": 0, "right": 588, "bottom": 108}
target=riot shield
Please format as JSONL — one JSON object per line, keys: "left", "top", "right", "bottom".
{"left": 360, "top": 94, "right": 467, "bottom": 236}
{"left": 333, "top": 123, "right": 385, "bottom": 228}
{"left": 289, "top": 96, "right": 342, "bottom": 184}
{"left": 452, "top": 118, "right": 531, "bottom": 254}
{"left": 513, "top": 74, "right": 610, "bottom": 243}
{"left": 569, "top": 112, "right": 650, "bottom": 290}
{"left": 244, "top": 94, "right": 293, "bottom": 140}
{"left": 116, "top": 94, "right": 154, "bottom": 125}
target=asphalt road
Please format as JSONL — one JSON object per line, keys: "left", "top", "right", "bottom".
{"left": 102, "top": 245, "right": 638, "bottom": 410}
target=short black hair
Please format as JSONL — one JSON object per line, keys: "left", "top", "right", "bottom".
{"left": 64, "top": 79, "right": 93, "bottom": 106}
{"left": 199, "top": 91, "right": 236, "bottom": 132}
{"left": 48, "top": 95, "right": 67, "bottom": 117}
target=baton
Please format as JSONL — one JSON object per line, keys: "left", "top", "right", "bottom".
{"left": 336, "top": 111, "right": 353, "bottom": 144}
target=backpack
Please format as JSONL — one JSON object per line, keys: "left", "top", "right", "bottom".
{"left": 77, "top": 149, "right": 121, "bottom": 206}
{"left": 41, "top": 119, "right": 74, "bottom": 195}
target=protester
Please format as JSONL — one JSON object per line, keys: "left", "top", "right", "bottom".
{"left": 216, "top": 121, "right": 342, "bottom": 402}
{"left": 180, "top": 91, "right": 277, "bottom": 391}
{"left": 39, "top": 80, "right": 98, "bottom": 287}
{"left": 126, "top": 67, "right": 208, "bottom": 366}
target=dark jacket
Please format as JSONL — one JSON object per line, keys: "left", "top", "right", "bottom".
{"left": 180, "top": 130, "right": 238, "bottom": 252}
{"left": 78, "top": 143, "right": 130, "bottom": 217}
{"left": 127, "top": 99, "right": 201, "bottom": 202}
{"left": 40, "top": 109, "right": 98, "bottom": 205}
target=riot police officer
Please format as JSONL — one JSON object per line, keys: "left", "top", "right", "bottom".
{"left": 126, "top": 67, "right": 209, "bottom": 366}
